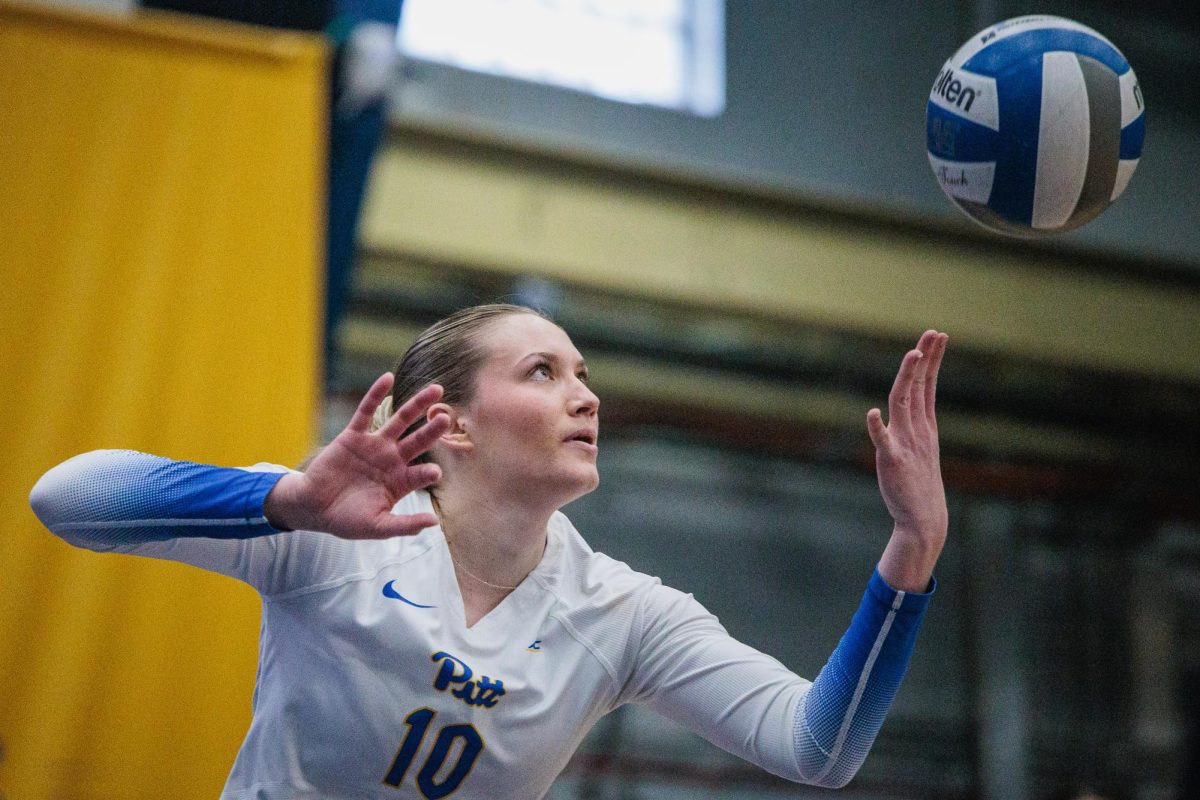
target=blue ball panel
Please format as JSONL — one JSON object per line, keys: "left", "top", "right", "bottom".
{"left": 985, "top": 53, "right": 1043, "bottom": 227}
{"left": 964, "top": 28, "right": 1129, "bottom": 77}
{"left": 956, "top": 198, "right": 1059, "bottom": 237}
{"left": 926, "top": 102, "right": 1003, "bottom": 162}
{"left": 1120, "top": 113, "right": 1146, "bottom": 160}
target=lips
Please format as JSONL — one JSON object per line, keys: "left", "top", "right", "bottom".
{"left": 564, "top": 428, "right": 598, "bottom": 449}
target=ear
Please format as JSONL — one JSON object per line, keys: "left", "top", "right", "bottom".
{"left": 427, "top": 402, "right": 473, "bottom": 453}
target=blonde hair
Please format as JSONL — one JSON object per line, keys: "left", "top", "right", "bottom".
{"left": 369, "top": 395, "right": 395, "bottom": 433}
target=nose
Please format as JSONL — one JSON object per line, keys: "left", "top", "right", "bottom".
{"left": 569, "top": 378, "right": 599, "bottom": 417}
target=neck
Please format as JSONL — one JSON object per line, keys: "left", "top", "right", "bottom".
{"left": 431, "top": 482, "right": 552, "bottom": 593}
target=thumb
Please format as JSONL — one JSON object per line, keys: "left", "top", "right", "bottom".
{"left": 867, "top": 408, "right": 889, "bottom": 450}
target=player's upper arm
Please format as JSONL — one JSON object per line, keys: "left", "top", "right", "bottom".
{"left": 622, "top": 583, "right": 812, "bottom": 781}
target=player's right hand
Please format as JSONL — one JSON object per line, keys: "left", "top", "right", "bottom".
{"left": 263, "top": 374, "right": 449, "bottom": 538}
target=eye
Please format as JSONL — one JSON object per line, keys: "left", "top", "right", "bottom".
{"left": 530, "top": 362, "right": 553, "bottom": 380}
{"left": 576, "top": 370, "right": 589, "bottom": 384}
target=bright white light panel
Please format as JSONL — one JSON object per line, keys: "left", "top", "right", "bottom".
{"left": 399, "top": 0, "right": 725, "bottom": 116}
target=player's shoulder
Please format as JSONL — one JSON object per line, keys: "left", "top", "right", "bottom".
{"left": 542, "top": 511, "right": 661, "bottom": 608}
{"left": 518, "top": 513, "right": 661, "bottom": 685}
{"left": 547, "top": 511, "right": 720, "bottom": 626}
{"left": 534, "top": 512, "right": 684, "bottom": 655}
{"left": 534, "top": 513, "right": 715, "bottom": 687}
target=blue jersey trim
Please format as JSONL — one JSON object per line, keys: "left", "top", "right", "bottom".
{"left": 793, "top": 569, "right": 933, "bottom": 786}
{"left": 842, "top": 569, "right": 933, "bottom": 670}
{"left": 136, "top": 460, "right": 287, "bottom": 539}
{"left": 30, "top": 451, "right": 288, "bottom": 543}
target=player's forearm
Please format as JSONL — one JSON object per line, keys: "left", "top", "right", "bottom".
{"left": 29, "top": 449, "right": 287, "bottom": 547}
{"left": 792, "top": 569, "right": 932, "bottom": 788}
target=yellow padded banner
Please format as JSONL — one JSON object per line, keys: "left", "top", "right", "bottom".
{"left": 0, "top": 4, "right": 326, "bottom": 798}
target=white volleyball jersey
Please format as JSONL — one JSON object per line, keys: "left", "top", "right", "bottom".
{"left": 30, "top": 450, "right": 933, "bottom": 798}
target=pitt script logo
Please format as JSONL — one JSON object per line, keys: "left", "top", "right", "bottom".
{"left": 431, "top": 651, "right": 506, "bottom": 708}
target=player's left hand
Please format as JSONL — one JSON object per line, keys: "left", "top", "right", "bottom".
{"left": 868, "top": 330, "right": 950, "bottom": 592}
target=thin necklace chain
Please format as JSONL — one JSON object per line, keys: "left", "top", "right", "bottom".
{"left": 431, "top": 497, "right": 521, "bottom": 592}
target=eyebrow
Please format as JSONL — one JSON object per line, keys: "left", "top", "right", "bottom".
{"left": 521, "top": 352, "right": 588, "bottom": 371}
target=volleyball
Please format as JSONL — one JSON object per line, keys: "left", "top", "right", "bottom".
{"left": 926, "top": 16, "right": 1145, "bottom": 236}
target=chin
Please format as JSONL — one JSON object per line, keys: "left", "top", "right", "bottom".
{"left": 559, "top": 469, "right": 600, "bottom": 506}
{"left": 508, "top": 468, "right": 599, "bottom": 510}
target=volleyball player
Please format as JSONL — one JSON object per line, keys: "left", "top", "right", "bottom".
{"left": 30, "top": 304, "right": 949, "bottom": 798}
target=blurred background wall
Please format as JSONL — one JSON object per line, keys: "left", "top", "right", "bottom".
{"left": 3, "top": 1, "right": 1198, "bottom": 799}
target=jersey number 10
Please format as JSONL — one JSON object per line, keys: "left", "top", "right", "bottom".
{"left": 383, "top": 707, "right": 485, "bottom": 798}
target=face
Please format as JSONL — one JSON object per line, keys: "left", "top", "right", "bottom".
{"left": 451, "top": 314, "right": 600, "bottom": 508}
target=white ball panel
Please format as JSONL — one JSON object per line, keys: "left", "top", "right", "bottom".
{"left": 1033, "top": 52, "right": 1091, "bottom": 229}
{"left": 927, "top": 154, "right": 996, "bottom": 205}
{"left": 1111, "top": 159, "right": 1138, "bottom": 201}
{"left": 928, "top": 65, "right": 999, "bottom": 131}
{"left": 1119, "top": 68, "right": 1144, "bottom": 127}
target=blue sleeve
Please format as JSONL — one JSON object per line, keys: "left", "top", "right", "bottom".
{"left": 793, "top": 569, "right": 934, "bottom": 787}
{"left": 29, "top": 449, "right": 288, "bottom": 545}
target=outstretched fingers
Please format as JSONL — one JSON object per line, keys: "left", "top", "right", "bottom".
{"left": 396, "top": 413, "right": 451, "bottom": 465}
{"left": 866, "top": 407, "right": 889, "bottom": 450}
{"left": 378, "top": 383, "right": 444, "bottom": 439}
{"left": 399, "top": 460, "right": 442, "bottom": 492}
{"left": 888, "top": 348, "right": 924, "bottom": 438}
{"left": 376, "top": 511, "right": 441, "bottom": 538}
{"left": 923, "top": 333, "right": 948, "bottom": 432}
{"left": 907, "top": 330, "right": 940, "bottom": 432}
{"left": 347, "top": 373, "right": 395, "bottom": 433}
{"left": 372, "top": 464, "right": 443, "bottom": 538}
{"left": 876, "top": 330, "right": 949, "bottom": 449}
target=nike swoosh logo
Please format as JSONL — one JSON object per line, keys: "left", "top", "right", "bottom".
{"left": 382, "top": 580, "right": 436, "bottom": 608}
